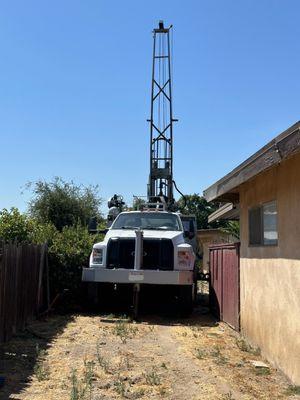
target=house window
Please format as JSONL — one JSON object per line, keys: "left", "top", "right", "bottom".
{"left": 249, "top": 201, "right": 278, "bottom": 246}
{"left": 249, "top": 206, "right": 262, "bottom": 245}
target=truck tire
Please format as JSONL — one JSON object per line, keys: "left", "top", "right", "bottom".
{"left": 178, "top": 285, "right": 193, "bottom": 317}
{"left": 87, "top": 283, "right": 113, "bottom": 311}
{"left": 87, "top": 282, "right": 99, "bottom": 310}
{"left": 193, "top": 266, "right": 199, "bottom": 304}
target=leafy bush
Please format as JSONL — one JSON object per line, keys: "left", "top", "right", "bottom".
{"left": 27, "top": 177, "right": 103, "bottom": 231}
{"left": 29, "top": 220, "right": 58, "bottom": 246}
{"left": 0, "top": 206, "right": 103, "bottom": 301}
{"left": 48, "top": 225, "right": 103, "bottom": 296}
{"left": 220, "top": 220, "right": 240, "bottom": 240}
{"left": 0, "top": 207, "right": 57, "bottom": 245}
{"left": 0, "top": 208, "right": 32, "bottom": 243}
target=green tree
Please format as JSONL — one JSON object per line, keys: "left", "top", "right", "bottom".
{"left": 220, "top": 220, "right": 240, "bottom": 240}
{"left": 27, "top": 177, "right": 102, "bottom": 231}
{"left": 132, "top": 197, "right": 147, "bottom": 210}
{"left": 177, "top": 194, "right": 227, "bottom": 229}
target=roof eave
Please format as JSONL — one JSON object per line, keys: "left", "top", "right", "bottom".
{"left": 203, "top": 121, "right": 300, "bottom": 202}
{"left": 208, "top": 202, "right": 240, "bottom": 223}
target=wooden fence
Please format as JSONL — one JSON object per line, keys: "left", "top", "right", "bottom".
{"left": 209, "top": 242, "right": 240, "bottom": 331}
{"left": 0, "top": 242, "right": 48, "bottom": 343}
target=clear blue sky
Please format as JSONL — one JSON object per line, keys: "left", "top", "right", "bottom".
{"left": 1, "top": 0, "right": 300, "bottom": 214}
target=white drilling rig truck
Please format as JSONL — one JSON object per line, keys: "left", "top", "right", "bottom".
{"left": 82, "top": 21, "right": 198, "bottom": 317}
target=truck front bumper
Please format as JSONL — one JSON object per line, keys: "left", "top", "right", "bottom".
{"left": 82, "top": 268, "right": 194, "bottom": 285}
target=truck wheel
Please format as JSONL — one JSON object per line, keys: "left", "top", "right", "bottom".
{"left": 87, "top": 282, "right": 99, "bottom": 309}
{"left": 193, "top": 280, "right": 198, "bottom": 304}
{"left": 193, "top": 267, "right": 199, "bottom": 304}
{"left": 178, "top": 285, "right": 193, "bottom": 317}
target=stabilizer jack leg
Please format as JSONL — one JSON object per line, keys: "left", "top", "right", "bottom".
{"left": 132, "top": 283, "right": 140, "bottom": 320}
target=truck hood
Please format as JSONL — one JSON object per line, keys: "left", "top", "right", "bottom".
{"left": 96, "top": 229, "right": 184, "bottom": 245}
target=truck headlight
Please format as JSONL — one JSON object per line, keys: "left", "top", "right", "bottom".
{"left": 92, "top": 248, "right": 103, "bottom": 264}
{"left": 178, "top": 250, "right": 192, "bottom": 268}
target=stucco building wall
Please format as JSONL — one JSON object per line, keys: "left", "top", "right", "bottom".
{"left": 239, "top": 152, "right": 300, "bottom": 384}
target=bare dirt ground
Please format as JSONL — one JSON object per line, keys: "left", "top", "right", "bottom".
{"left": 0, "top": 307, "right": 299, "bottom": 400}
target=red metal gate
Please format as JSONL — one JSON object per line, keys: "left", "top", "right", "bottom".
{"left": 209, "top": 242, "right": 240, "bottom": 330}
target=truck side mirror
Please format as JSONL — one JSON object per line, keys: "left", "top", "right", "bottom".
{"left": 188, "top": 231, "right": 195, "bottom": 239}
{"left": 184, "top": 230, "right": 195, "bottom": 239}
{"left": 99, "top": 228, "right": 109, "bottom": 234}
{"left": 88, "top": 217, "right": 98, "bottom": 234}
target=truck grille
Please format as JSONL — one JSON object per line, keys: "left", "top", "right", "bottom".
{"left": 106, "top": 238, "right": 174, "bottom": 271}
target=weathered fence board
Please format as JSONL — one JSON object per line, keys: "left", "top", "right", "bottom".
{"left": 0, "top": 242, "right": 48, "bottom": 343}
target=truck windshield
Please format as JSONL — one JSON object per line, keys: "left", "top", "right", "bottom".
{"left": 111, "top": 212, "right": 182, "bottom": 231}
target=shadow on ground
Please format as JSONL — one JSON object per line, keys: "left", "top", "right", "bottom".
{"left": 0, "top": 284, "right": 216, "bottom": 399}
{"left": 83, "top": 282, "right": 218, "bottom": 328}
{"left": 0, "top": 314, "right": 74, "bottom": 400}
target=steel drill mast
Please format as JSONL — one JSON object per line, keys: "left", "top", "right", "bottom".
{"left": 148, "top": 21, "right": 177, "bottom": 209}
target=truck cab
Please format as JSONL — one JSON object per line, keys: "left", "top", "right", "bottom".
{"left": 82, "top": 210, "right": 197, "bottom": 315}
